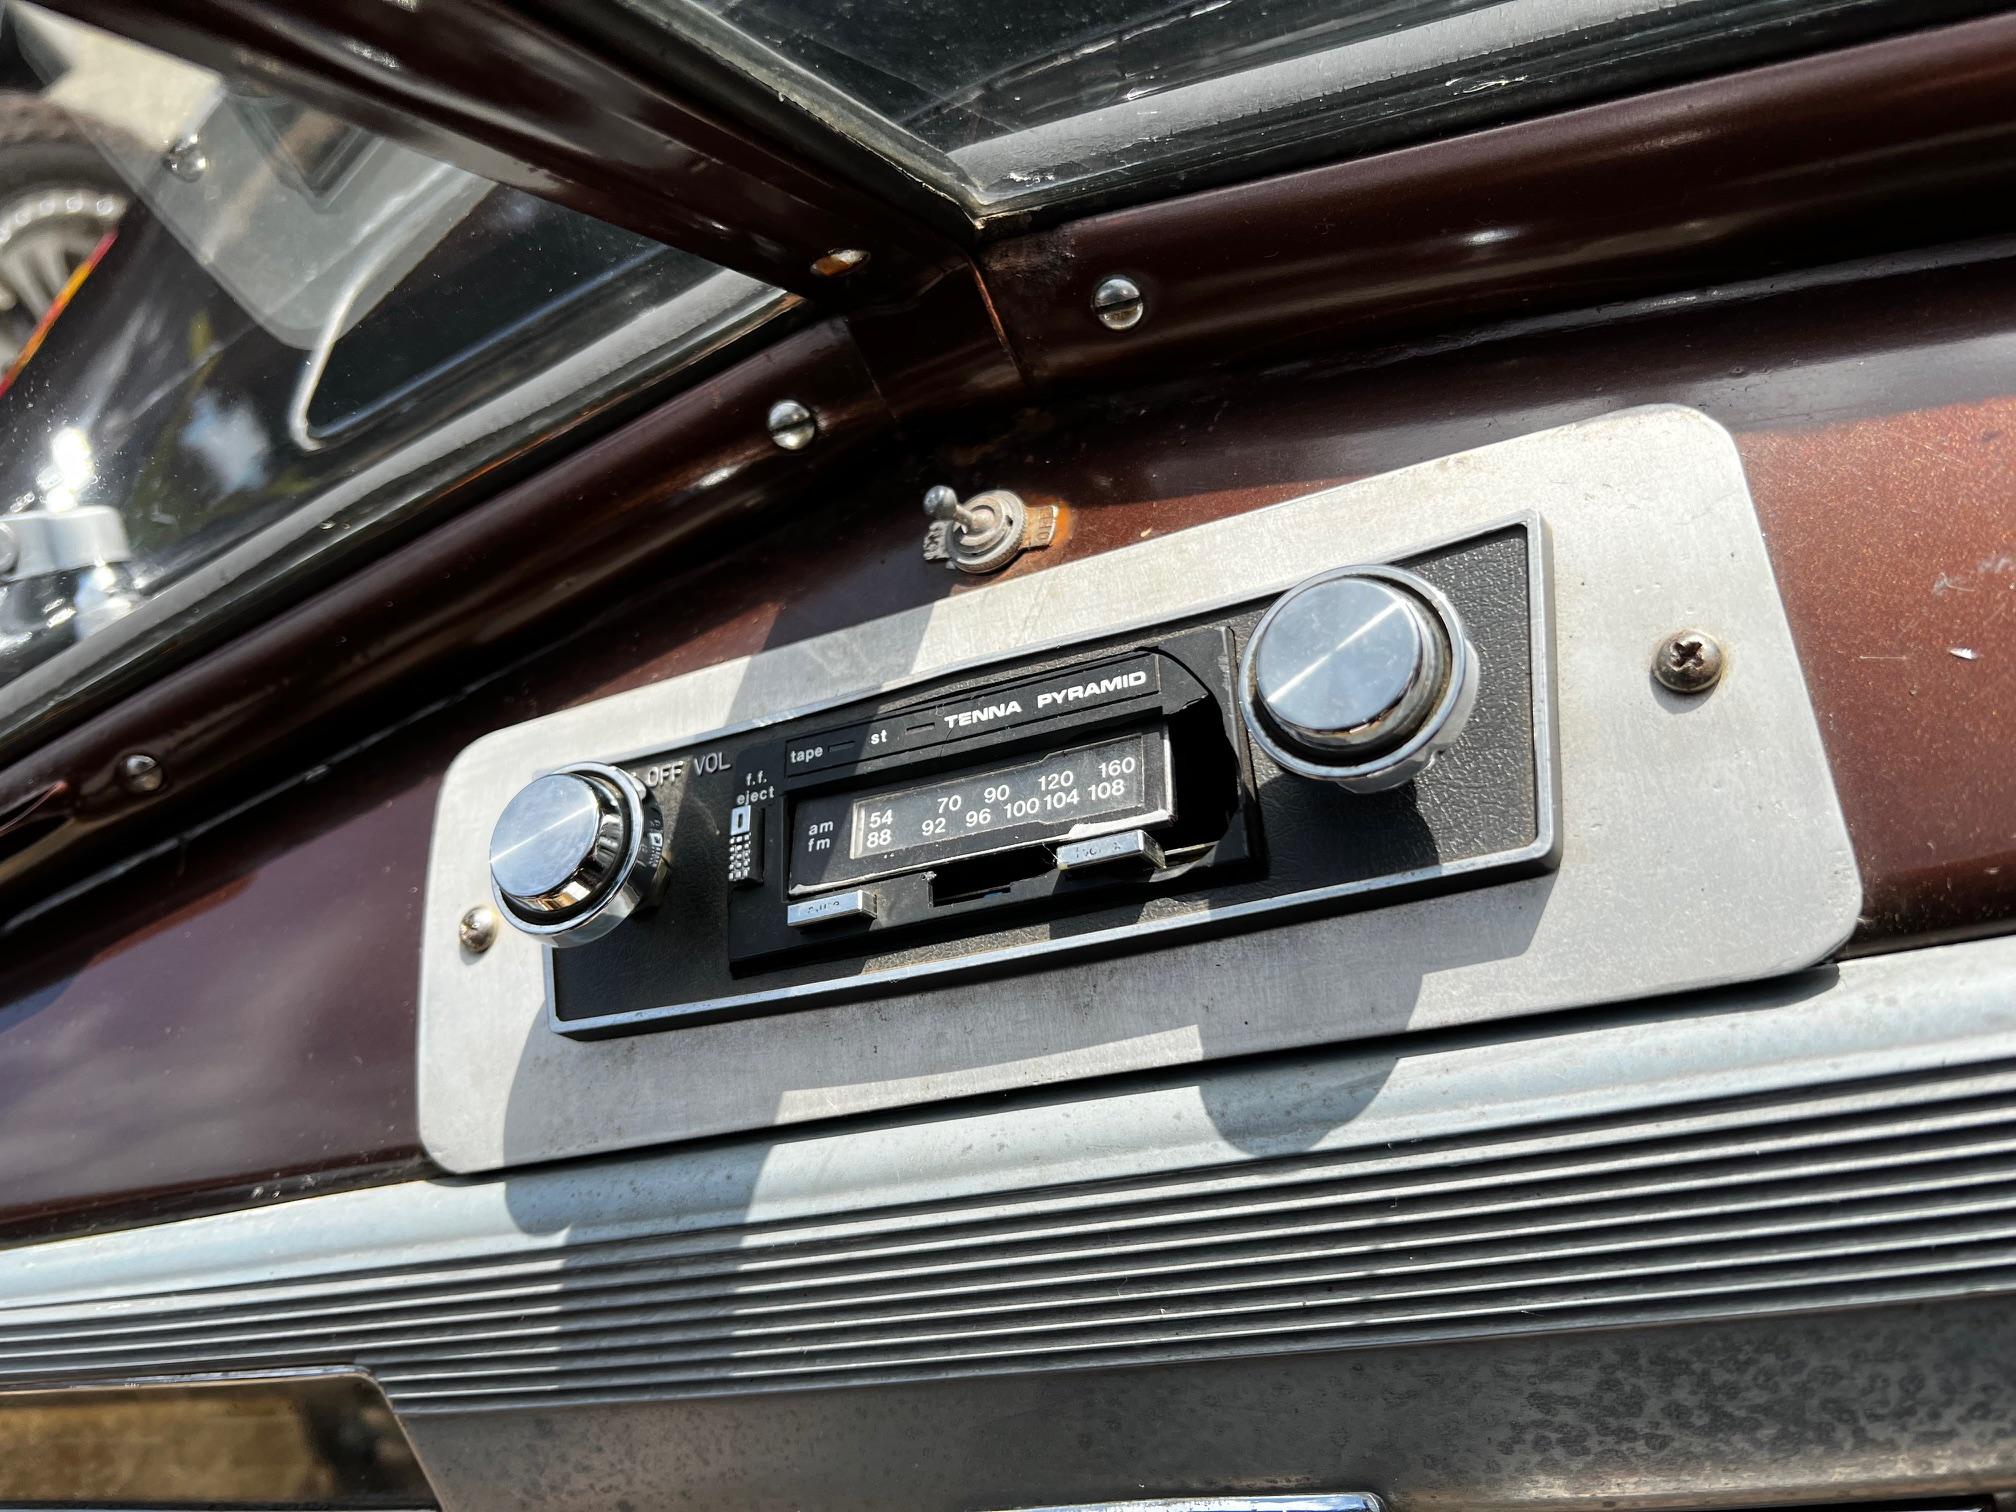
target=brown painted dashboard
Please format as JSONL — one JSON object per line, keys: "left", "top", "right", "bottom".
{"left": 0, "top": 5, "right": 2011, "bottom": 1257}
{"left": 3, "top": 249, "right": 2012, "bottom": 1243}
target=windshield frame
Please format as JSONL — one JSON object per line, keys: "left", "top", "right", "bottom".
{"left": 599, "top": 0, "right": 2016, "bottom": 224}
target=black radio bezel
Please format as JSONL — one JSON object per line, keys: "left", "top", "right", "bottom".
{"left": 546, "top": 518, "right": 1554, "bottom": 1039}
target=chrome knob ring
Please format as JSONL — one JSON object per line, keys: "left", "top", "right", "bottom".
{"left": 1239, "top": 564, "right": 1479, "bottom": 793}
{"left": 489, "top": 761, "right": 664, "bottom": 946}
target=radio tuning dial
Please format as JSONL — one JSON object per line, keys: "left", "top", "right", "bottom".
{"left": 1240, "top": 564, "right": 1479, "bottom": 793}
{"left": 488, "top": 762, "right": 665, "bottom": 947}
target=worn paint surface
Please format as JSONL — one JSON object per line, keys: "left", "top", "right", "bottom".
{"left": 1741, "top": 408, "right": 2016, "bottom": 945}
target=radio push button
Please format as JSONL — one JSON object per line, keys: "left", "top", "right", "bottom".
{"left": 786, "top": 889, "right": 882, "bottom": 929}
{"left": 1239, "top": 565, "right": 1478, "bottom": 793}
{"left": 1054, "top": 828, "right": 1167, "bottom": 873}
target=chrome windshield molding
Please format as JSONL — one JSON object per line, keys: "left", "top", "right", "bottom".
{"left": 618, "top": 0, "right": 977, "bottom": 230}
{"left": 948, "top": 0, "right": 1694, "bottom": 209}
{"left": 0, "top": 273, "right": 795, "bottom": 756}
{"left": 623, "top": 0, "right": 2004, "bottom": 220}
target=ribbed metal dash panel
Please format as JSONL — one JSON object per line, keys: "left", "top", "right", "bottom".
{"left": 5, "top": 940, "right": 2016, "bottom": 1414}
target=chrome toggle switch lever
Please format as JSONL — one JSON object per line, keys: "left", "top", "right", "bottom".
{"left": 920, "top": 484, "right": 1059, "bottom": 574}
{"left": 1239, "top": 564, "right": 1478, "bottom": 792}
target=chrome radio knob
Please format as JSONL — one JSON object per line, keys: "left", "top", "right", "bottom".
{"left": 1239, "top": 564, "right": 1478, "bottom": 793}
{"left": 488, "top": 762, "right": 664, "bottom": 946}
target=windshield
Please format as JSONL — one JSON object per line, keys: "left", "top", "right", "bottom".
{"left": 0, "top": 7, "right": 783, "bottom": 731}
{"left": 636, "top": 0, "right": 1997, "bottom": 214}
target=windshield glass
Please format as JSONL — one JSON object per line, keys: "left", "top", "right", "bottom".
{"left": 0, "top": 7, "right": 783, "bottom": 730}
{"left": 638, "top": 0, "right": 1995, "bottom": 214}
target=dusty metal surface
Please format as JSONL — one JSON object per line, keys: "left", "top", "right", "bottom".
{"left": 0, "top": 0, "right": 2002, "bottom": 1253}
{"left": 5, "top": 937, "right": 2016, "bottom": 1508}
{"left": 401, "top": 1298, "right": 2016, "bottom": 1511}
{"left": 0, "top": 760, "right": 436, "bottom": 1241}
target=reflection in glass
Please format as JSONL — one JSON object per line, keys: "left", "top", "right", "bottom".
{"left": 0, "top": 1372, "right": 433, "bottom": 1505}
{"left": 0, "top": 6, "right": 781, "bottom": 710}
{"left": 643, "top": 0, "right": 1996, "bottom": 211}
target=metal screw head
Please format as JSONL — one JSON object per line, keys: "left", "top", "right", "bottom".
{"left": 162, "top": 136, "right": 207, "bottom": 182}
{"left": 118, "top": 751, "right": 163, "bottom": 794}
{"left": 810, "top": 247, "right": 869, "bottom": 278}
{"left": 1092, "top": 274, "right": 1145, "bottom": 331}
{"left": 766, "top": 398, "right": 816, "bottom": 451}
{"left": 1653, "top": 629, "right": 1726, "bottom": 694}
{"left": 459, "top": 904, "right": 499, "bottom": 954}
{"left": 0, "top": 521, "right": 16, "bottom": 576}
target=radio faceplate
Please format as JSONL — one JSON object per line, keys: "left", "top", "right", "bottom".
{"left": 546, "top": 522, "right": 1550, "bottom": 1036}
{"left": 418, "top": 408, "right": 1860, "bottom": 1176}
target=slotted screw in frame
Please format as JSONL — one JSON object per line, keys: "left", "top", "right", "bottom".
{"left": 1092, "top": 275, "right": 1145, "bottom": 331}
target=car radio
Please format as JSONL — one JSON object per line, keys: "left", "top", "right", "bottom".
{"left": 482, "top": 516, "right": 1555, "bottom": 1038}
{"left": 723, "top": 622, "right": 1253, "bottom": 973}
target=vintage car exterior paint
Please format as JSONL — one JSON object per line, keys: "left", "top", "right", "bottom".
{"left": 1, "top": 248, "right": 2013, "bottom": 1238}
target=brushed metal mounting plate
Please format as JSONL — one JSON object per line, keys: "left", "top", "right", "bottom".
{"left": 418, "top": 406, "right": 1859, "bottom": 1174}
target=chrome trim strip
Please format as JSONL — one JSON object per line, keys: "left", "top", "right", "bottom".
{"left": 948, "top": 0, "right": 1712, "bottom": 208}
